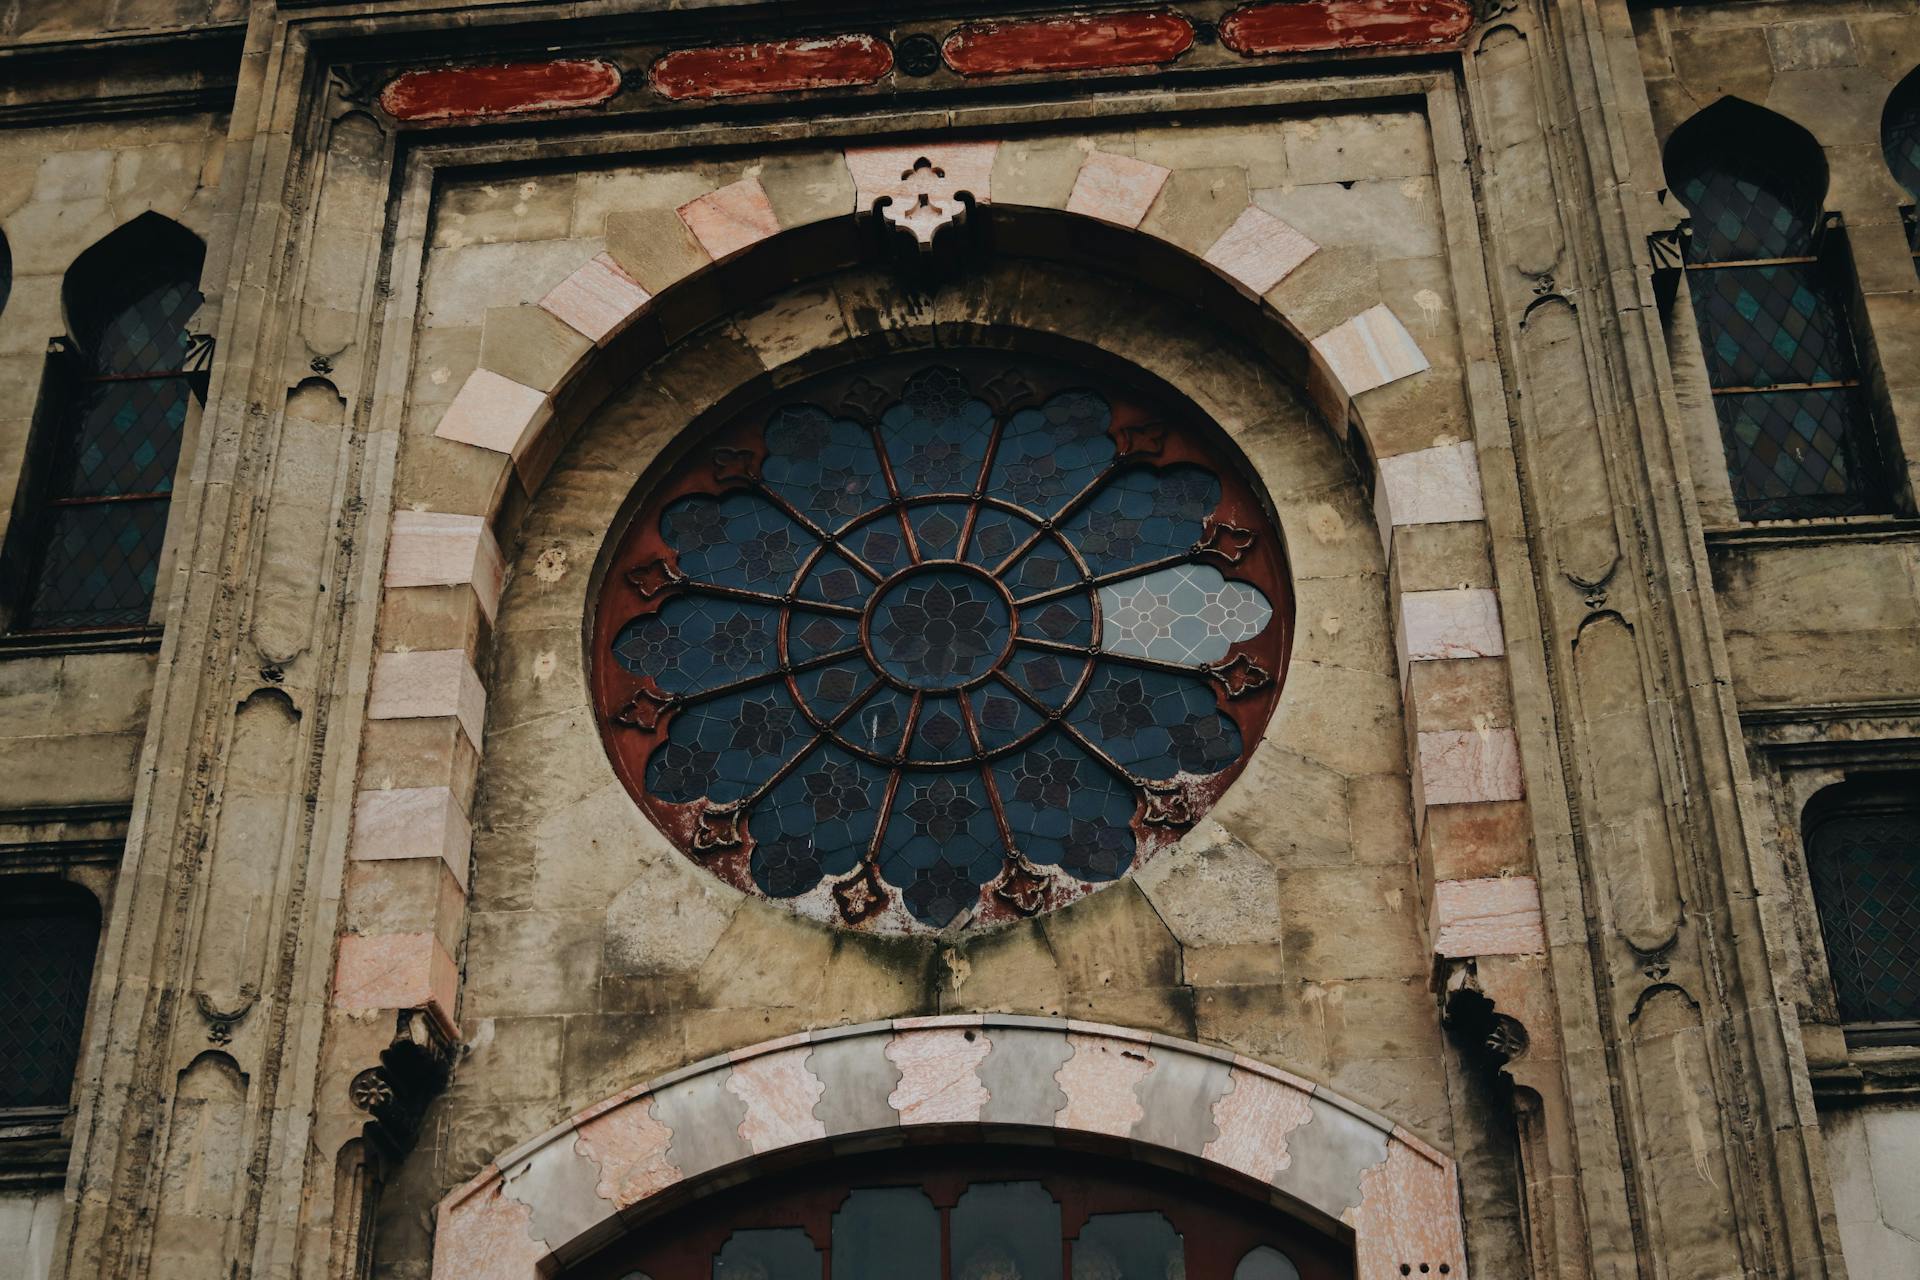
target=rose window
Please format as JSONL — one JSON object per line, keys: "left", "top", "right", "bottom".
{"left": 592, "top": 353, "right": 1291, "bottom": 932}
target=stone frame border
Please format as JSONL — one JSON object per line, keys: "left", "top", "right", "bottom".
{"left": 333, "top": 134, "right": 1549, "bottom": 1049}
{"left": 431, "top": 1017, "right": 1468, "bottom": 1280}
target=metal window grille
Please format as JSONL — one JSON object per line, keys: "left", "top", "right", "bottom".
{"left": 1806, "top": 784, "right": 1920, "bottom": 1039}
{"left": 0, "top": 887, "right": 101, "bottom": 1111}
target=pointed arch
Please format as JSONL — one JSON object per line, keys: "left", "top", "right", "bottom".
{"left": 1663, "top": 97, "right": 1890, "bottom": 520}
{"left": 5, "top": 212, "right": 208, "bottom": 631}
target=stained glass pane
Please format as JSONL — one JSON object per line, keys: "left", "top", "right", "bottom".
{"left": 1712, "top": 388, "right": 1881, "bottom": 521}
{"left": 1685, "top": 264, "right": 1856, "bottom": 390}
{"left": 91, "top": 277, "right": 200, "bottom": 375}
{"left": 831, "top": 1188, "right": 940, "bottom": 1280}
{"left": 1808, "top": 800, "right": 1920, "bottom": 1026}
{"left": 1072, "top": 1212, "right": 1183, "bottom": 1280}
{"left": 25, "top": 497, "right": 170, "bottom": 630}
{"left": 0, "top": 895, "right": 99, "bottom": 1110}
{"left": 1677, "top": 166, "right": 1820, "bottom": 263}
{"left": 714, "top": 1229, "right": 819, "bottom": 1280}
{"left": 596, "top": 356, "right": 1288, "bottom": 932}
{"left": 1234, "top": 1246, "right": 1302, "bottom": 1280}
{"left": 953, "top": 1182, "right": 1062, "bottom": 1280}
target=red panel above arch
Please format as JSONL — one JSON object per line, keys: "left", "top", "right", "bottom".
{"left": 650, "top": 35, "right": 894, "bottom": 100}
{"left": 1219, "top": 1, "right": 1473, "bottom": 56}
{"left": 942, "top": 11, "right": 1195, "bottom": 76}
{"left": 379, "top": 60, "right": 622, "bottom": 122}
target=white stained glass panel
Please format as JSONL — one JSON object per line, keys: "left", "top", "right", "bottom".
{"left": 1097, "top": 564, "right": 1272, "bottom": 665}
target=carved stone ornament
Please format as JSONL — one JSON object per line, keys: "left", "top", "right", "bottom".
{"left": 349, "top": 1009, "right": 457, "bottom": 1158}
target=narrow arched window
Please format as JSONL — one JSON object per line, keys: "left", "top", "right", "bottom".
{"left": 0, "top": 879, "right": 101, "bottom": 1112}
{"left": 11, "top": 214, "right": 206, "bottom": 632}
{"left": 1806, "top": 776, "right": 1920, "bottom": 1043}
{"left": 1666, "top": 99, "right": 1891, "bottom": 521}
{"left": 1882, "top": 67, "right": 1920, "bottom": 275}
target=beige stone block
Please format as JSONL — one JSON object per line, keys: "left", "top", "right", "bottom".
{"left": 991, "top": 136, "right": 1086, "bottom": 210}
{"left": 367, "top": 648, "right": 487, "bottom": 750}
{"left": 537, "top": 252, "right": 651, "bottom": 347}
{"left": 463, "top": 908, "right": 605, "bottom": 1017}
{"left": 343, "top": 859, "right": 468, "bottom": 954}
{"left": 1203, "top": 206, "right": 1317, "bottom": 296}
{"left": 1255, "top": 179, "right": 1443, "bottom": 260}
{"left": 1134, "top": 820, "right": 1283, "bottom": 948}
{"left": 432, "top": 173, "right": 578, "bottom": 248}
{"left": 1138, "top": 165, "right": 1250, "bottom": 256}
{"left": 432, "top": 367, "right": 551, "bottom": 462}
{"left": 1415, "top": 728, "right": 1525, "bottom": 809}
{"left": 421, "top": 237, "right": 604, "bottom": 329}
{"left": 757, "top": 148, "right": 857, "bottom": 228}
{"left": 353, "top": 786, "right": 473, "bottom": 889}
{"left": 1421, "top": 800, "right": 1531, "bottom": 882}
{"left": 942, "top": 923, "right": 1067, "bottom": 1015}
{"left": 1387, "top": 521, "right": 1493, "bottom": 593}
{"left": 676, "top": 177, "right": 779, "bottom": 260}
{"left": 408, "top": 325, "right": 481, "bottom": 412}
{"left": 387, "top": 510, "right": 505, "bottom": 621}
{"left": 1403, "top": 658, "right": 1514, "bottom": 734}
{"left": 359, "top": 717, "right": 480, "bottom": 809}
{"left": 1314, "top": 303, "right": 1429, "bottom": 399}
{"left": 604, "top": 206, "right": 713, "bottom": 294}
{"left": 1668, "top": 26, "right": 1774, "bottom": 108}
{"left": 476, "top": 303, "right": 594, "bottom": 395}
{"left": 1066, "top": 151, "right": 1171, "bottom": 228}
{"left": 378, "top": 584, "right": 492, "bottom": 665}
{"left": 1283, "top": 110, "right": 1433, "bottom": 184}
{"left": 1396, "top": 587, "right": 1504, "bottom": 680}
{"left": 1429, "top": 875, "right": 1545, "bottom": 957}
{"left": 332, "top": 931, "right": 458, "bottom": 1031}
{"left": 1348, "top": 773, "right": 1416, "bottom": 866}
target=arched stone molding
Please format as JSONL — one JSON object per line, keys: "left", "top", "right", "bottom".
{"left": 430, "top": 1018, "right": 1468, "bottom": 1280}
{"left": 328, "top": 139, "right": 1554, "bottom": 1218}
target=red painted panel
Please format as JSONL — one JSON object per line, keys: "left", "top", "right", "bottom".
{"left": 650, "top": 35, "right": 893, "bottom": 100}
{"left": 379, "top": 59, "right": 622, "bottom": 122}
{"left": 1219, "top": 0, "right": 1473, "bottom": 55}
{"left": 942, "top": 10, "right": 1194, "bottom": 76}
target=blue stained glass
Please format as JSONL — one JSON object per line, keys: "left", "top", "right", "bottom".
{"left": 748, "top": 747, "right": 886, "bottom": 897}
{"left": 1005, "top": 538, "right": 1081, "bottom": 598}
{"left": 871, "top": 567, "right": 1010, "bottom": 690}
{"left": 646, "top": 687, "right": 806, "bottom": 804}
{"left": 611, "top": 596, "right": 781, "bottom": 693}
{"left": 792, "top": 658, "right": 877, "bottom": 723}
{"left": 662, "top": 491, "right": 815, "bottom": 591}
{"left": 908, "top": 501, "right": 971, "bottom": 561}
{"left": 797, "top": 551, "right": 871, "bottom": 606}
{"left": 967, "top": 686, "right": 1044, "bottom": 753}
{"left": 963, "top": 505, "right": 1041, "bottom": 570}
{"left": 987, "top": 389, "right": 1116, "bottom": 514}
{"left": 1018, "top": 591, "right": 1094, "bottom": 647}
{"left": 846, "top": 515, "right": 910, "bottom": 577}
{"left": 992, "top": 733, "right": 1137, "bottom": 881}
{"left": 878, "top": 365, "right": 995, "bottom": 497}
{"left": 879, "top": 772, "right": 1003, "bottom": 927}
{"left": 839, "top": 685, "right": 913, "bottom": 759}
{"left": 762, "top": 403, "right": 891, "bottom": 531}
{"left": 1068, "top": 664, "right": 1241, "bottom": 781}
{"left": 1007, "top": 650, "right": 1089, "bottom": 710}
{"left": 906, "top": 696, "right": 973, "bottom": 764}
{"left": 788, "top": 612, "right": 859, "bottom": 664}
{"left": 1060, "top": 466, "right": 1219, "bottom": 577}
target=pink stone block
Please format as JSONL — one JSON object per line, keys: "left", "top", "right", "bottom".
{"left": 1203, "top": 1066, "right": 1313, "bottom": 1183}
{"left": 1202, "top": 206, "right": 1317, "bottom": 295}
{"left": 677, "top": 178, "right": 781, "bottom": 260}
{"left": 539, "top": 251, "right": 651, "bottom": 346}
{"left": 727, "top": 1046, "right": 827, "bottom": 1152}
{"left": 332, "top": 931, "right": 458, "bottom": 1030}
{"left": 1430, "top": 875, "right": 1547, "bottom": 958}
{"left": 1397, "top": 587, "right": 1505, "bottom": 680}
{"left": 1374, "top": 440, "right": 1485, "bottom": 542}
{"left": 1054, "top": 1031, "right": 1150, "bottom": 1137}
{"left": 574, "top": 1098, "right": 681, "bottom": 1209}
{"left": 1417, "top": 727, "right": 1525, "bottom": 807}
{"left": 387, "top": 510, "right": 505, "bottom": 622}
{"left": 1313, "top": 303, "right": 1430, "bottom": 398}
{"left": 352, "top": 786, "right": 473, "bottom": 890}
{"left": 1065, "top": 151, "right": 1171, "bottom": 228}
{"left": 885, "top": 1027, "right": 990, "bottom": 1124}
{"left": 367, "top": 649, "right": 487, "bottom": 750}
{"left": 1351, "top": 1140, "right": 1467, "bottom": 1280}
{"left": 431, "top": 1180, "right": 547, "bottom": 1280}
{"left": 433, "top": 368, "right": 550, "bottom": 460}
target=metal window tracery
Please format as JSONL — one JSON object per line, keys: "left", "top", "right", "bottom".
{"left": 592, "top": 354, "right": 1291, "bottom": 933}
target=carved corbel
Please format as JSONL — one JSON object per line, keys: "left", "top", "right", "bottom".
{"left": 348, "top": 1008, "right": 457, "bottom": 1159}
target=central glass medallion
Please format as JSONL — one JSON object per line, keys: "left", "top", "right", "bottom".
{"left": 868, "top": 563, "right": 1016, "bottom": 690}
{"left": 592, "top": 353, "right": 1293, "bottom": 934}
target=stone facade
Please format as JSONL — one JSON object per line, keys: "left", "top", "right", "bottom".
{"left": 0, "top": 1, "right": 1916, "bottom": 1278}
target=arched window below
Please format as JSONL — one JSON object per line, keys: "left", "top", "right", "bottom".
{"left": 6, "top": 214, "right": 206, "bottom": 632}
{"left": 567, "top": 1145, "right": 1351, "bottom": 1280}
{"left": 0, "top": 879, "right": 101, "bottom": 1113}
{"left": 1666, "top": 99, "right": 1892, "bottom": 521}
{"left": 1881, "top": 66, "right": 1920, "bottom": 274}
{"left": 1806, "top": 775, "right": 1920, "bottom": 1044}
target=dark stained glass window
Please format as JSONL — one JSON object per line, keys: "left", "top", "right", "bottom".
{"left": 0, "top": 881, "right": 101, "bottom": 1111}
{"left": 1806, "top": 777, "right": 1920, "bottom": 1038}
{"left": 1882, "top": 68, "right": 1920, "bottom": 267}
{"left": 1666, "top": 99, "right": 1891, "bottom": 521}
{"left": 569, "top": 1146, "right": 1350, "bottom": 1280}
{"left": 17, "top": 215, "right": 206, "bottom": 631}
{"left": 593, "top": 353, "right": 1291, "bottom": 934}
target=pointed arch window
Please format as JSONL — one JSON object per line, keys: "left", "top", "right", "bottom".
{"left": 0, "top": 879, "right": 101, "bottom": 1112}
{"left": 1882, "top": 67, "right": 1920, "bottom": 273}
{"left": 1666, "top": 99, "right": 1891, "bottom": 521}
{"left": 1806, "top": 776, "right": 1920, "bottom": 1044}
{"left": 10, "top": 215, "right": 207, "bottom": 632}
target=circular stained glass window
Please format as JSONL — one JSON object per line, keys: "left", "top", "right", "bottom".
{"left": 592, "top": 352, "right": 1292, "bottom": 933}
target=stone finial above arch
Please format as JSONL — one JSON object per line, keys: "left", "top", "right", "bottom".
{"left": 431, "top": 1018, "right": 1467, "bottom": 1280}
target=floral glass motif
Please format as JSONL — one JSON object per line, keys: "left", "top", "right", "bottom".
{"left": 593, "top": 355, "right": 1289, "bottom": 933}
